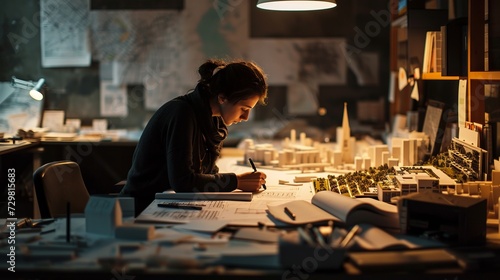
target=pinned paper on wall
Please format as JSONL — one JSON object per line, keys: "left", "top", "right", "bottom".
{"left": 100, "top": 81, "right": 128, "bottom": 117}
{"left": 41, "top": 0, "right": 91, "bottom": 67}
{"left": 413, "top": 67, "right": 421, "bottom": 80}
{"left": 410, "top": 82, "right": 419, "bottom": 101}
{"left": 398, "top": 67, "right": 408, "bottom": 90}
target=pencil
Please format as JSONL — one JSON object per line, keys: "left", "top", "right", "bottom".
{"left": 284, "top": 206, "right": 296, "bottom": 220}
{"left": 248, "top": 158, "right": 266, "bottom": 190}
{"left": 340, "top": 225, "right": 360, "bottom": 248}
{"left": 158, "top": 203, "right": 203, "bottom": 210}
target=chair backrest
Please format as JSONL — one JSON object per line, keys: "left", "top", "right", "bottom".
{"left": 33, "top": 160, "right": 90, "bottom": 218}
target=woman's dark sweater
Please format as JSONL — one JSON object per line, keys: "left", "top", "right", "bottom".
{"left": 120, "top": 86, "right": 238, "bottom": 215}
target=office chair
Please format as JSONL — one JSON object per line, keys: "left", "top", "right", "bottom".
{"left": 33, "top": 160, "right": 90, "bottom": 218}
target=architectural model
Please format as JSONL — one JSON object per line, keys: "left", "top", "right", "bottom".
{"left": 240, "top": 102, "right": 429, "bottom": 173}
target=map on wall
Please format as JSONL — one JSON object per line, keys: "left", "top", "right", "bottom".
{"left": 89, "top": 0, "right": 249, "bottom": 110}
{"left": 180, "top": 0, "right": 249, "bottom": 87}
{"left": 249, "top": 38, "right": 347, "bottom": 115}
{"left": 90, "top": 10, "right": 183, "bottom": 109}
{"left": 249, "top": 38, "right": 347, "bottom": 85}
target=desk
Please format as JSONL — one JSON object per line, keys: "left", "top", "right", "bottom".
{"left": 2, "top": 156, "right": 500, "bottom": 279}
{"left": 0, "top": 138, "right": 136, "bottom": 219}
{"left": 0, "top": 141, "right": 42, "bottom": 218}
{"left": 1, "top": 219, "right": 500, "bottom": 279}
{"left": 39, "top": 139, "right": 137, "bottom": 195}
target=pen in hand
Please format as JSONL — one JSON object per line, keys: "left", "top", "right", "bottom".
{"left": 248, "top": 158, "right": 266, "bottom": 190}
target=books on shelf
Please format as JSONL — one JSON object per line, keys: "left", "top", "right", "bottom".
{"left": 422, "top": 31, "right": 442, "bottom": 74}
{"left": 267, "top": 191, "right": 400, "bottom": 231}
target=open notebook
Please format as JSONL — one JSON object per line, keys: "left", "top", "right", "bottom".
{"left": 267, "top": 191, "right": 399, "bottom": 231}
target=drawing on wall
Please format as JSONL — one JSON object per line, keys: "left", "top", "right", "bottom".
{"left": 41, "top": 0, "right": 91, "bottom": 67}
{"left": 180, "top": 0, "right": 249, "bottom": 86}
{"left": 249, "top": 38, "right": 347, "bottom": 115}
{"left": 100, "top": 81, "right": 128, "bottom": 117}
{"left": 90, "top": 10, "right": 182, "bottom": 109}
{"left": 89, "top": 0, "right": 249, "bottom": 111}
{"left": 0, "top": 82, "right": 43, "bottom": 135}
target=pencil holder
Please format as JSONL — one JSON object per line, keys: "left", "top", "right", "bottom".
{"left": 278, "top": 231, "right": 346, "bottom": 270}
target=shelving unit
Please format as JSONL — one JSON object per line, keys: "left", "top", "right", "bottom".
{"left": 389, "top": 0, "right": 500, "bottom": 165}
{"left": 389, "top": 0, "right": 450, "bottom": 132}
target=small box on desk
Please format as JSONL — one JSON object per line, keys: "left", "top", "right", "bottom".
{"left": 398, "top": 192, "right": 487, "bottom": 245}
{"left": 279, "top": 231, "right": 346, "bottom": 271}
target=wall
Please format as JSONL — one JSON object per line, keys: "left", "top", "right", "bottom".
{"left": 0, "top": 0, "right": 390, "bottom": 135}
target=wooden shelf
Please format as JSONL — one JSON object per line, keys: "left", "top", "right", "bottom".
{"left": 468, "top": 71, "right": 500, "bottom": 81}
{"left": 422, "top": 72, "right": 460, "bottom": 80}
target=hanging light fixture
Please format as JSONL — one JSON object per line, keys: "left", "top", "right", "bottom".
{"left": 11, "top": 76, "right": 45, "bottom": 101}
{"left": 257, "top": 0, "right": 337, "bottom": 11}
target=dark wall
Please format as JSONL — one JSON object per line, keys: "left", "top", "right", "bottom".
{"left": 0, "top": 0, "right": 390, "bottom": 131}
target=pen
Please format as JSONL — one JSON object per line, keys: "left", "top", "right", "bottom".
{"left": 158, "top": 203, "right": 203, "bottom": 210}
{"left": 248, "top": 158, "right": 266, "bottom": 190}
{"left": 284, "top": 206, "right": 296, "bottom": 220}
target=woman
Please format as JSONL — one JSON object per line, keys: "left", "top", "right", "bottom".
{"left": 120, "top": 58, "right": 268, "bottom": 215}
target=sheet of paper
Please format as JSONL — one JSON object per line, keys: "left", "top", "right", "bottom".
{"left": 172, "top": 220, "right": 227, "bottom": 233}
{"left": 136, "top": 199, "right": 276, "bottom": 227}
{"left": 42, "top": 110, "right": 65, "bottom": 132}
{"left": 458, "top": 126, "right": 480, "bottom": 147}
{"left": 100, "top": 81, "right": 128, "bottom": 117}
{"left": 410, "top": 82, "right": 419, "bottom": 101}
{"left": 253, "top": 184, "right": 314, "bottom": 202}
{"left": 150, "top": 228, "right": 194, "bottom": 244}
{"left": 139, "top": 181, "right": 316, "bottom": 226}
{"left": 40, "top": 0, "right": 91, "bottom": 67}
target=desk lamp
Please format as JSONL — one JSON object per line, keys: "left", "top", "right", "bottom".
{"left": 257, "top": 0, "right": 337, "bottom": 11}
{"left": 11, "top": 76, "right": 45, "bottom": 101}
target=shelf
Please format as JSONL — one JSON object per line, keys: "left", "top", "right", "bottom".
{"left": 422, "top": 72, "right": 460, "bottom": 80}
{"left": 468, "top": 71, "right": 500, "bottom": 81}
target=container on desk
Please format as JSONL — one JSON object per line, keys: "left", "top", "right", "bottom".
{"left": 278, "top": 231, "right": 346, "bottom": 270}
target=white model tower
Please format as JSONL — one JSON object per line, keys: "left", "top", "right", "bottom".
{"left": 341, "top": 102, "right": 354, "bottom": 163}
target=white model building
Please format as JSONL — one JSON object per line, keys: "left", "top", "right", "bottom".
{"left": 337, "top": 102, "right": 355, "bottom": 164}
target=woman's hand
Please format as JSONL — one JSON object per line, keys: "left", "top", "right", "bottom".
{"left": 236, "top": 171, "right": 267, "bottom": 192}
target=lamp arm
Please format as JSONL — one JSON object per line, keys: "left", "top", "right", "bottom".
{"left": 11, "top": 76, "right": 35, "bottom": 90}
